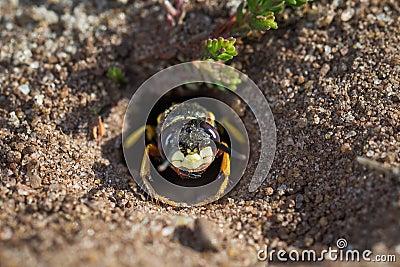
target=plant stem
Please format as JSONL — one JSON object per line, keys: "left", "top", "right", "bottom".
{"left": 212, "top": 13, "right": 237, "bottom": 38}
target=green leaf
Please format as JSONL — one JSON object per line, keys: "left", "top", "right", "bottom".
{"left": 237, "top": 2, "right": 245, "bottom": 22}
{"left": 247, "top": 0, "right": 258, "bottom": 13}
{"left": 286, "top": 0, "right": 297, "bottom": 5}
{"left": 250, "top": 13, "right": 278, "bottom": 31}
{"left": 202, "top": 37, "right": 238, "bottom": 61}
{"left": 262, "top": 0, "right": 285, "bottom": 14}
{"left": 218, "top": 54, "right": 234, "bottom": 61}
{"left": 286, "top": 0, "right": 311, "bottom": 7}
{"left": 241, "top": 0, "right": 310, "bottom": 32}
{"left": 211, "top": 39, "right": 219, "bottom": 54}
{"left": 107, "top": 67, "right": 127, "bottom": 84}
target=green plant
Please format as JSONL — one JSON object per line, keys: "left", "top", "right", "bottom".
{"left": 202, "top": 37, "right": 238, "bottom": 61}
{"left": 197, "top": 0, "right": 311, "bottom": 90}
{"left": 201, "top": 0, "right": 311, "bottom": 62}
{"left": 235, "top": 0, "right": 311, "bottom": 32}
{"left": 107, "top": 67, "right": 128, "bottom": 84}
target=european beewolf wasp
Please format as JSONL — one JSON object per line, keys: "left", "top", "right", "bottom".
{"left": 124, "top": 85, "right": 248, "bottom": 207}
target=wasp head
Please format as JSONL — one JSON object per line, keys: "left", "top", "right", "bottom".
{"left": 161, "top": 119, "right": 220, "bottom": 178}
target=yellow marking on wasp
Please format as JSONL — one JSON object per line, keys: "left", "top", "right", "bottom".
{"left": 207, "top": 112, "right": 216, "bottom": 125}
{"left": 216, "top": 141, "right": 231, "bottom": 198}
{"left": 186, "top": 148, "right": 199, "bottom": 155}
{"left": 157, "top": 113, "right": 163, "bottom": 124}
{"left": 220, "top": 144, "right": 231, "bottom": 177}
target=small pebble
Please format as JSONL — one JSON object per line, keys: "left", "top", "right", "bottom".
{"left": 29, "top": 174, "right": 42, "bottom": 189}
{"left": 5, "top": 22, "right": 13, "bottom": 31}
{"left": 297, "top": 118, "right": 308, "bottom": 128}
{"left": 318, "top": 11, "right": 335, "bottom": 27}
{"left": 277, "top": 184, "right": 286, "bottom": 192}
{"left": 87, "top": 229, "right": 95, "bottom": 236}
{"left": 0, "top": 228, "right": 13, "bottom": 240}
{"left": 34, "top": 94, "right": 44, "bottom": 106}
{"left": 30, "top": 61, "right": 39, "bottom": 69}
{"left": 32, "top": 6, "right": 59, "bottom": 25}
{"left": 18, "top": 84, "right": 30, "bottom": 95}
{"left": 8, "top": 112, "right": 20, "bottom": 127}
{"left": 340, "top": 143, "right": 352, "bottom": 153}
{"left": 276, "top": 214, "right": 284, "bottom": 223}
{"left": 313, "top": 115, "right": 320, "bottom": 124}
{"left": 374, "top": 79, "right": 382, "bottom": 85}
{"left": 7, "top": 151, "right": 22, "bottom": 163}
{"left": 341, "top": 8, "right": 355, "bottom": 22}
{"left": 295, "top": 194, "right": 304, "bottom": 203}
{"left": 297, "top": 75, "right": 305, "bottom": 84}
{"left": 173, "top": 216, "right": 194, "bottom": 226}
{"left": 161, "top": 226, "right": 174, "bottom": 237}
{"left": 304, "top": 237, "right": 314, "bottom": 247}
{"left": 319, "top": 63, "right": 331, "bottom": 77}
{"left": 319, "top": 217, "right": 329, "bottom": 227}
{"left": 17, "top": 184, "right": 35, "bottom": 196}
{"left": 265, "top": 187, "right": 274, "bottom": 196}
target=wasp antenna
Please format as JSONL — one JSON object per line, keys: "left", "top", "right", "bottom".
{"left": 216, "top": 142, "right": 246, "bottom": 160}
{"left": 158, "top": 160, "right": 170, "bottom": 172}
{"left": 215, "top": 141, "right": 231, "bottom": 154}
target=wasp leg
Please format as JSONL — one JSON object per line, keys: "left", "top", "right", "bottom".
{"left": 140, "top": 144, "right": 181, "bottom": 208}
{"left": 215, "top": 146, "right": 231, "bottom": 199}
{"left": 195, "top": 145, "right": 231, "bottom": 207}
{"left": 140, "top": 144, "right": 159, "bottom": 178}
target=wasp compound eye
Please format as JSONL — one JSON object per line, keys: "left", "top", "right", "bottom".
{"left": 200, "top": 121, "right": 220, "bottom": 142}
{"left": 122, "top": 61, "right": 276, "bottom": 207}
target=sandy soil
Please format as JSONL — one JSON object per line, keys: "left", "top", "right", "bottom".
{"left": 0, "top": 0, "right": 399, "bottom": 266}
